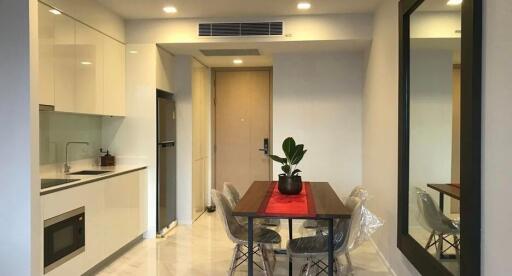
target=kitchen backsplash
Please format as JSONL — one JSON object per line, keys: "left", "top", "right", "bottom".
{"left": 40, "top": 112, "right": 102, "bottom": 165}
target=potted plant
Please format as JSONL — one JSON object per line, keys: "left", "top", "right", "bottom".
{"left": 270, "top": 137, "right": 307, "bottom": 195}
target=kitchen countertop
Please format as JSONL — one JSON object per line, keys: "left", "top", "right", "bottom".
{"left": 40, "top": 165, "right": 147, "bottom": 195}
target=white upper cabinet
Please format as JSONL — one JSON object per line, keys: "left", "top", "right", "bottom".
{"left": 38, "top": 4, "right": 55, "bottom": 106}
{"left": 103, "top": 38, "right": 126, "bottom": 116}
{"left": 156, "top": 48, "right": 174, "bottom": 92}
{"left": 75, "top": 22, "right": 104, "bottom": 115}
{"left": 38, "top": 2, "right": 125, "bottom": 116}
{"left": 53, "top": 12, "right": 76, "bottom": 112}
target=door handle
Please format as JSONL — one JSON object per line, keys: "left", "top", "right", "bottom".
{"left": 258, "top": 138, "right": 269, "bottom": 155}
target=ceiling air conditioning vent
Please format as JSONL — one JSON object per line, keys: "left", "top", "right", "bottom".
{"left": 199, "top": 22, "right": 283, "bottom": 37}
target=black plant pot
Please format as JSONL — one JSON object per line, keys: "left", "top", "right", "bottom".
{"left": 278, "top": 174, "right": 303, "bottom": 195}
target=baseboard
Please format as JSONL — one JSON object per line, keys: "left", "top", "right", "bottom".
{"left": 369, "top": 238, "right": 398, "bottom": 276}
{"left": 83, "top": 234, "right": 144, "bottom": 275}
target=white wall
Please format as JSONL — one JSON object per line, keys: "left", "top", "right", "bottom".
{"left": 362, "top": 1, "right": 419, "bottom": 275}
{"left": 482, "top": 0, "right": 512, "bottom": 274}
{"left": 408, "top": 50, "right": 453, "bottom": 226}
{"left": 272, "top": 52, "right": 363, "bottom": 196}
{"left": 126, "top": 14, "right": 372, "bottom": 44}
{"left": 0, "top": 0, "right": 41, "bottom": 275}
{"left": 40, "top": 0, "right": 125, "bottom": 42}
{"left": 410, "top": 11, "right": 461, "bottom": 39}
{"left": 102, "top": 44, "right": 158, "bottom": 237}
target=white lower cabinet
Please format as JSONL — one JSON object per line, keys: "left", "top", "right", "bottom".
{"left": 41, "top": 169, "right": 147, "bottom": 276}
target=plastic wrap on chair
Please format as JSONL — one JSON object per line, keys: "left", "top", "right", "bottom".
{"left": 349, "top": 205, "right": 384, "bottom": 250}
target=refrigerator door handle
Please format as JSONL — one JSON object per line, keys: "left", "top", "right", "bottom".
{"left": 159, "top": 140, "right": 175, "bottom": 147}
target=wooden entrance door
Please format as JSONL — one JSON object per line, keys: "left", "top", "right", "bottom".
{"left": 215, "top": 69, "right": 271, "bottom": 194}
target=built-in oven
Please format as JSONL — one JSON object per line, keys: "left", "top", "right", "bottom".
{"left": 44, "top": 207, "right": 85, "bottom": 274}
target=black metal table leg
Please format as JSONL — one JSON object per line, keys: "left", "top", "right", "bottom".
{"left": 288, "top": 218, "right": 293, "bottom": 276}
{"left": 439, "top": 193, "right": 444, "bottom": 212}
{"left": 248, "top": 217, "right": 253, "bottom": 276}
{"left": 328, "top": 218, "right": 334, "bottom": 276}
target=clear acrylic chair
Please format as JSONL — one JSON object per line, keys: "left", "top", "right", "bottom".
{"left": 212, "top": 189, "right": 281, "bottom": 276}
{"left": 288, "top": 197, "right": 363, "bottom": 275}
{"left": 302, "top": 186, "right": 368, "bottom": 231}
{"left": 415, "top": 188, "right": 460, "bottom": 259}
{"left": 300, "top": 186, "right": 368, "bottom": 270}
{"left": 223, "top": 183, "right": 281, "bottom": 229}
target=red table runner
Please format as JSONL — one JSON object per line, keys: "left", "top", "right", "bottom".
{"left": 257, "top": 181, "right": 316, "bottom": 218}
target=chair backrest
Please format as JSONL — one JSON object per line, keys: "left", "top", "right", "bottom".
{"left": 211, "top": 189, "right": 245, "bottom": 243}
{"left": 349, "top": 186, "right": 369, "bottom": 203}
{"left": 223, "top": 183, "right": 241, "bottom": 209}
{"left": 415, "top": 188, "right": 446, "bottom": 232}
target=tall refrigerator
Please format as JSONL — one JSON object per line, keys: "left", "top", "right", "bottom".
{"left": 157, "top": 91, "right": 177, "bottom": 234}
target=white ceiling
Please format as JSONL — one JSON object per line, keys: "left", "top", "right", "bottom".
{"left": 159, "top": 40, "right": 370, "bottom": 67}
{"left": 96, "top": 0, "right": 383, "bottom": 20}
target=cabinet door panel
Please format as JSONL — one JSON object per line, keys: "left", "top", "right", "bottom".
{"left": 76, "top": 23, "right": 103, "bottom": 115}
{"left": 54, "top": 14, "right": 76, "bottom": 112}
{"left": 38, "top": 3, "right": 55, "bottom": 106}
{"left": 103, "top": 38, "right": 125, "bottom": 116}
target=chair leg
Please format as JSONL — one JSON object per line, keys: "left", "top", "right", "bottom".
{"left": 435, "top": 233, "right": 443, "bottom": 259}
{"left": 454, "top": 235, "right": 460, "bottom": 260}
{"left": 425, "top": 231, "right": 435, "bottom": 250}
{"left": 260, "top": 244, "right": 273, "bottom": 276}
{"left": 229, "top": 244, "right": 241, "bottom": 276}
{"left": 345, "top": 252, "right": 353, "bottom": 273}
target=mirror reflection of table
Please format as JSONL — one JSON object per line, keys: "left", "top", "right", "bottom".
{"left": 233, "top": 181, "right": 351, "bottom": 276}
{"left": 427, "top": 183, "right": 460, "bottom": 212}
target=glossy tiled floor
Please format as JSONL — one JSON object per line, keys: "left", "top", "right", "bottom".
{"left": 97, "top": 213, "right": 391, "bottom": 276}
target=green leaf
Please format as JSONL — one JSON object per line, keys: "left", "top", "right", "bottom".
{"left": 291, "top": 169, "right": 302, "bottom": 176}
{"left": 269, "top": 155, "right": 287, "bottom": 164}
{"left": 290, "top": 145, "right": 306, "bottom": 165}
{"left": 281, "top": 164, "right": 291, "bottom": 175}
{"left": 282, "top": 137, "right": 296, "bottom": 160}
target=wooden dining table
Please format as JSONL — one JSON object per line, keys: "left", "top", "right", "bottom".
{"left": 232, "top": 181, "right": 351, "bottom": 276}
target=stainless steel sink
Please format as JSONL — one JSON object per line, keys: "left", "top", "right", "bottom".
{"left": 68, "top": 170, "right": 112, "bottom": 175}
{"left": 41, "top": 178, "right": 80, "bottom": 189}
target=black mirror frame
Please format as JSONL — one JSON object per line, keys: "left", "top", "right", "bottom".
{"left": 397, "top": 0, "right": 482, "bottom": 275}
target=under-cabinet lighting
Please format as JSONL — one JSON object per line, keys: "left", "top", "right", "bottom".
{"left": 49, "top": 9, "right": 61, "bottom": 15}
{"left": 80, "top": 61, "right": 92, "bottom": 65}
{"left": 447, "top": 0, "right": 463, "bottom": 6}
{"left": 297, "top": 2, "right": 311, "bottom": 10}
{"left": 233, "top": 59, "right": 243, "bottom": 65}
{"left": 163, "top": 6, "right": 177, "bottom": 14}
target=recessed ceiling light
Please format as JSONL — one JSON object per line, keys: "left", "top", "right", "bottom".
{"left": 446, "top": 0, "right": 463, "bottom": 6}
{"left": 233, "top": 59, "right": 243, "bottom": 65}
{"left": 163, "top": 6, "right": 177, "bottom": 14}
{"left": 80, "top": 61, "right": 92, "bottom": 65}
{"left": 128, "top": 50, "right": 138, "bottom": 54}
{"left": 297, "top": 2, "right": 311, "bottom": 10}
{"left": 49, "top": 9, "right": 61, "bottom": 15}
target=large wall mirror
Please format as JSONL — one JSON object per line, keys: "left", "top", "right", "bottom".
{"left": 398, "top": 0, "right": 481, "bottom": 275}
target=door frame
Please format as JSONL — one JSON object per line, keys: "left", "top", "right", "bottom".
{"left": 211, "top": 67, "right": 274, "bottom": 191}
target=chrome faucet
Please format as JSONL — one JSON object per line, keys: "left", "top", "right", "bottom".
{"left": 64, "top": 141, "right": 89, "bottom": 173}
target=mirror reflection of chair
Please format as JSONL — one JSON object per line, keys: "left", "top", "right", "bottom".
{"left": 223, "top": 183, "right": 281, "bottom": 229}
{"left": 287, "top": 196, "right": 363, "bottom": 275}
{"left": 415, "top": 188, "right": 460, "bottom": 260}
{"left": 212, "top": 189, "right": 281, "bottom": 276}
